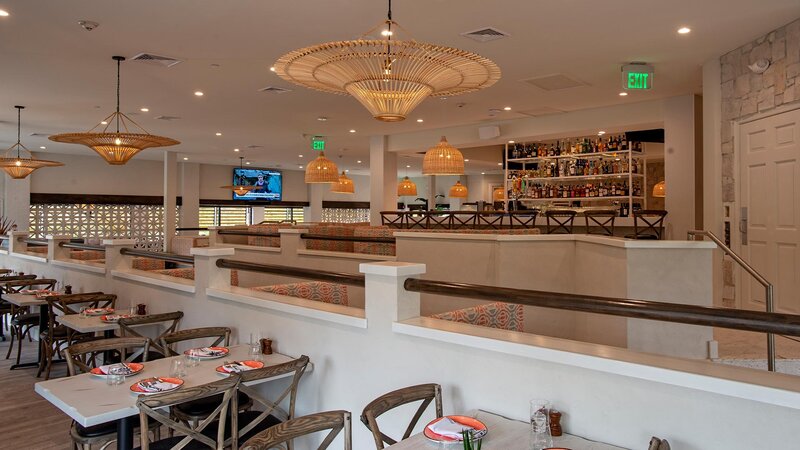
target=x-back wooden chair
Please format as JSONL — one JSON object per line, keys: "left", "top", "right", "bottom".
{"left": 159, "top": 327, "right": 231, "bottom": 357}
{"left": 2, "top": 278, "right": 57, "bottom": 364}
{"left": 545, "top": 209, "right": 577, "bottom": 234}
{"left": 584, "top": 210, "right": 617, "bottom": 236}
{"left": 629, "top": 209, "right": 668, "bottom": 240}
{"left": 450, "top": 212, "right": 477, "bottom": 230}
{"left": 475, "top": 212, "right": 505, "bottom": 230}
{"left": 241, "top": 410, "right": 352, "bottom": 450}
{"left": 118, "top": 311, "right": 184, "bottom": 360}
{"left": 380, "top": 212, "right": 405, "bottom": 229}
{"left": 137, "top": 375, "right": 241, "bottom": 450}
{"left": 406, "top": 211, "right": 427, "bottom": 229}
{"left": 508, "top": 210, "right": 539, "bottom": 229}
{"left": 360, "top": 383, "right": 443, "bottom": 449}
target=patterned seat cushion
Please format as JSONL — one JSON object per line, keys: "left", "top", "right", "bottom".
{"left": 171, "top": 236, "right": 209, "bottom": 256}
{"left": 353, "top": 226, "right": 395, "bottom": 256}
{"left": 430, "top": 302, "right": 524, "bottom": 331}
{"left": 305, "top": 226, "right": 355, "bottom": 252}
{"left": 246, "top": 225, "right": 281, "bottom": 247}
{"left": 148, "top": 268, "right": 239, "bottom": 286}
{"left": 250, "top": 281, "right": 348, "bottom": 306}
{"left": 27, "top": 246, "right": 47, "bottom": 254}
{"left": 132, "top": 257, "right": 166, "bottom": 271}
{"left": 69, "top": 250, "right": 106, "bottom": 261}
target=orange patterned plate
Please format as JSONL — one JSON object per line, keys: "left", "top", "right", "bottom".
{"left": 424, "top": 416, "right": 488, "bottom": 443}
{"left": 183, "top": 346, "right": 229, "bottom": 359}
{"left": 215, "top": 360, "right": 265, "bottom": 374}
{"left": 90, "top": 362, "right": 144, "bottom": 378}
{"left": 130, "top": 377, "right": 184, "bottom": 395}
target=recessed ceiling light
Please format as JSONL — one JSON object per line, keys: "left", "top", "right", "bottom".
{"left": 299, "top": 165, "right": 303, "bottom": 169}
{"left": 270, "top": 67, "right": 276, "bottom": 72}
{"left": 503, "top": 106, "right": 511, "bottom": 111}
{"left": 598, "top": 131, "right": 606, "bottom": 135}
{"left": 416, "top": 119, "right": 424, "bottom": 123}
{"left": 39, "top": 146, "right": 46, "bottom": 149}
{"left": 183, "top": 157, "right": 188, "bottom": 161}
{"left": 406, "top": 164, "right": 411, "bottom": 168}
{"left": 234, "top": 148, "right": 239, "bottom": 152}
{"left": 0, "top": 10, "right": 9, "bottom": 17}
{"left": 345, "top": 169, "right": 350, "bottom": 172}
{"left": 497, "top": 163, "right": 502, "bottom": 166}
{"left": 481, "top": 172, "right": 485, "bottom": 175}
{"left": 215, "top": 132, "right": 222, "bottom": 136}
{"left": 194, "top": 91, "right": 204, "bottom": 97}
{"left": 464, "top": 159, "right": 470, "bottom": 162}
{"left": 349, "top": 129, "right": 356, "bottom": 133}
{"left": 317, "top": 117, "right": 328, "bottom": 121}
{"left": 508, "top": 140, "right": 515, "bottom": 144}
{"left": 619, "top": 92, "right": 628, "bottom": 96}
{"left": 140, "top": 107, "right": 149, "bottom": 112}
{"left": 298, "top": 154, "right": 304, "bottom": 158}
{"left": 100, "top": 121, "right": 108, "bottom": 125}
{"left": 677, "top": 27, "right": 691, "bottom": 34}
{"left": 245, "top": 161, "right": 251, "bottom": 165}
{"left": 357, "top": 160, "right": 362, "bottom": 163}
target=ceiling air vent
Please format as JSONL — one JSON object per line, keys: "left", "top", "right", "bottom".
{"left": 522, "top": 74, "right": 588, "bottom": 91}
{"left": 130, "top": 53, "right": 183, "bottom": 68}
{"left": 247, "top": 145, "right": 263, "bottom": 149}
{"left": 258, "top": 86, "right": 292, "bottom": 94}
{"left": 518, "top": 107, "right": 565, "bottom": 117}
{"left": 155, "top": 115, "right": 181, "bottom": 121}
{"left": 460, "top": 27, "right": 509, "bottom": 43}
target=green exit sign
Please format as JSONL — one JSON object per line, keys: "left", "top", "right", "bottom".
{"left": 627, "top": 72, "right": 651, "bottom": 89}
{"left": 622, "top": 63, "right": 654, "bottom": 91}
{"left": 312, "top": 139, "right": 325, "bottom": 151}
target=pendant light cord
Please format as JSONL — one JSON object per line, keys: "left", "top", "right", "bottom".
{"left": 116, "top": 57, "right": 121, "bottom": 133}
{"left": 16, "top": 106, "right": 22, "bottom": 158}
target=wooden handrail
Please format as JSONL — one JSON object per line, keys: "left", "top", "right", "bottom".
{"left": 119, "top": 248, "right": 194, "bottom": 265}
{"left": 404, "top": 278, "right": 800, "bottom": 337}
{"left": 300, "top": 233, "right": 395, "bottom": 244}
{"left": 58, "top": 242, "right": 106, "bottom": 252}
{"left": 216, "top": 259, "right": 365, "bottom": 287}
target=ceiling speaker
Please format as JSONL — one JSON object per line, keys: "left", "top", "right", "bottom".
{"left": 478, "top": 126, "right": 500, "bottom": 140}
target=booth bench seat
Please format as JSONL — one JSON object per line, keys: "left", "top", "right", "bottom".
{"left": 250, "top": 281, "right": 349, "bottom": 306}
{"left": 429, "top": 301, "right": 524, "bottom": 331}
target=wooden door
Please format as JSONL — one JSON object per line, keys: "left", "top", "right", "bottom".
{"left": 739, "top": 108, "right": 800, "bottom": 313}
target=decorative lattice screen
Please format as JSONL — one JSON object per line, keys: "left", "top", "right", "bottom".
{"left": 29, "top": 204, "right": 165, "bottom": 250}
{"left": 321, "top": 208, "right": 369, "bottom": 223}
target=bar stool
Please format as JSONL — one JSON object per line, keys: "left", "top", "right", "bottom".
{"left": 626, "top": 210, "right": 668, "bottom": 240}
{"left": 583, "top": 210, "right": 617, "bottom": 236}
{"left": 545, "top": 210, "right": 577, "bottom": 234}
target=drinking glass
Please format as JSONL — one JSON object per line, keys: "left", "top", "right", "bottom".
{"left": 129, "top": 306, "right": 137, "bottom": 316}
{"left": 530, "top": 399, "right": 553, "bottom": 450}
{"left": 105, "top": 368, "right": 125, "bottom": 386}
{"left": 184, "top": 352, "right": 199, "bottom": 368}
{"left": 79, "top": 307, "right": 88, "bottom": 318}
{"left": 170, "top": 359, "right": 187, "bottom": 378}
{"left": 249, "top": 342, "right": 262, "bottom": 362}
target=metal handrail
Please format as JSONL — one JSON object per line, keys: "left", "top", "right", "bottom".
{"left": 217, "top": 230, "right": 281, "bottom": 237}
{"left": 119, "top": 248, "right": 195, "bottom": 265}
{"left": 300, "top": 233, "right": 396, "bottom": 244}
{"left": 23, "top": 238, "right": 47, "bottom": 246}
{"left": 216, "top": 259, "right": 365, "bottom": 287}
{"left": 58, "top": 242, "right": 106, "bottom": 252}
{"left": 688, "top": 229, "right": 775, "bottom": 371}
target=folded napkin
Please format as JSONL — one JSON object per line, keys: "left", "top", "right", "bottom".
{"left": 428, "top": 418, "right": 475, "bottom": 439}
{"left": 102, "top": 314, "right": 130, "bottom": 322}
{"left": 138, "top": 379, "right": 179, "bottom": 393}
{"left": 192, "top": 347, "right": 225, "bottom": 357}
{"left": 98, "top": 363, "right": 134, "bottom": 376}
{"left": 221, "top": 362, "right": 254, "bottom": 373}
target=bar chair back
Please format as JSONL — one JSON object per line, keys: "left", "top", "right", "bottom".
{"left": 241, "top": 410, "right": 352, "bottom": 450}
{"left": 630, "top": 210, "right": 668, "bottom": 240}
{"left": 137, "top": 375, "right": 241, "bottom": 450}
{"left": 545, "top": 210, "right": 577, "bottom": 234}
{"left": 118, "top": 311, "right": 184, "bottom": 360}
{"left": 475, "top": 211, "right": 505, "bottom": 230}
{"left": 360, "top": 383, "right": 443, "bottom": 449}
{"left": 584, "top": 210, "right": 617, "bottom": 236}
{"left": 508, "top": 210, "right": 539, "bottom": 229}
{"left": 380, "top": 212, "right": 405, "bottom": 229}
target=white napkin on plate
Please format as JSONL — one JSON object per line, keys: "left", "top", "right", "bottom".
{"left": 221, "top": 362, "right": 253, "bottom": 373}
{"left": 428, "top": 417, "right": 474, "bottom": 439}
{"left": 98, "top": 363, "right": 133, "bottom": 375}
{"left": 138, "top": 379, "right": 179, "bottom": 393}
{"left": 193, "top": 347, "right": 224, "bottom": 357}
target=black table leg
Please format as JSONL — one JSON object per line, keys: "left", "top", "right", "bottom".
{"left": 10, "top": 304, "right": 47, "bottom": 370}
{"left": 117, "top": 415, "right": 136, "bottom": 450}
{"left": 102, "top": 329, "right": 115, "bottom": 363}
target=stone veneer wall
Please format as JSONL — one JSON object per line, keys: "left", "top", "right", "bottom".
{"left": 719, "top": 18, "right": 800, "bottom": 306}
{"left": 645, "top": 160, "right": 665, "bottom": 211}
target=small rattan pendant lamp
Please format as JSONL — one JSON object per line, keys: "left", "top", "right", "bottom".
{"left": 305, "top": 152, "right": 339, "bottom": 183}
{"left": 49, "top": 56, "right": 179, "bottom": 165}
{"left": 221, "top": 157, "right": 256, "bottom": 196}
{"left": 330, "top": 171, "right": 355, "bottom": 194}
{"left": 449, "top": 180, "right": 468, "bottom": 198}
{"left": 0, "top": 106, "right": 64, "bottom": 179}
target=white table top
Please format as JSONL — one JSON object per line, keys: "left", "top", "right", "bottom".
{"left": 57, "top": 313, "right": 123, "bottom": 333}
{"left": 35, "top": 345, "right": 301, "bottom": 427}
{"left": 3, "top": 292, "right": 48, "bottom": 307}
{"left": 387, "top": 409, "right": 624, "bottom": 450}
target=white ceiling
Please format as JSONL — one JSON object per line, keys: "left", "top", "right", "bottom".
{"left": 1, "top": 0, "right": 798, "bottom": 173}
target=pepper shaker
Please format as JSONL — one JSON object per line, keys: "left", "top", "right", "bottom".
{"left": 549, "top": 409, "right": 563, "bottom": 437}
{"left": 260, "top": 338, "right": 273, "bottom": 355}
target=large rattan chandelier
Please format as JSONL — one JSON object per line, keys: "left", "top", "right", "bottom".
{"left": 49, "top": 56, "right": 179, "bottom": 165}
{"left": 0, "top": 106, "right": 63, "bottom": 179}
{"left": 221, "top": 157, "right": 256, "bottom": 196}
{"left": 330, "top": 171, "right": 355, "bottom": 194}
{"left": 422, "top": 136, "right": 464, "bottom": 175}
{"left": 273, "top": 0, "right": 501, "bottom": 122}
{"left": 305, "top": 152, "right": 339, "bottom": 183}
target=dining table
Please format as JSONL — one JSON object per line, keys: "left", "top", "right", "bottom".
{"left": 57, "top": 311, "right": 127, "bottom": 338}
{"left": 387, "top": 409, "right": 625, "bottom": 450}
{"left": 35, "top": 344, "right": 309, "bottom": 450}
{"left": 4, "top": 292, "right": 53, "bottom": 370}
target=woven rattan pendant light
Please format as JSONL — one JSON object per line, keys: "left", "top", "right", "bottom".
{"left": 397, "top": 176, "right": 417, "bottom": 196}
{"left": 221, "top": 157, "right": 256, "bottom": 196}
{"left": 0, "top": 106, "right": 63, "bottom": 179}
{"left": 449, "top": 180, "right": 468, "bottom": 198}
{"left": 49, "top": 56, "right": 179, "bottom": 165}
{"left": 330, "top": 171, "right": 355, "bottom": 194}
{"left": 422, "top": 136, "right": 464, "bottom": 175}
{"left": 273, "top": 0, "right": 500, "bottom": 122}
{"left": 652, "top": 180, "right": 666, "bottom": 197}
{"left": 305, "top": 152, "right": 339, "bottom": 183}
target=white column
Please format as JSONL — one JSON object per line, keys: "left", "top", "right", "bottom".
{"left": 702, "top": 57, "right": 725, "bottom": 308}
{"left": 4, "top": 173, "right": 30, "bottom": 231}
{"left": 427, "top": 176, "right": 436, "bottom": 210}
{"left": 191, "top": 247, "right": 236, "bottom": 291}
{"left": 306, "top": 184, "right": 324, "bottom": 222}
{"left": 251, "top": 207, "right": 265, "bottom": 224}
{"left": 369, "top": 135, "right": 398, "bottom": 225}
{"left": 179, "top": 162, "right": 200, "bottom": 230}
{"left": 359, "top": 262, "right": 426, "bottom": 327}
{"left": 664, "top": 94, "right": 701, "bottom": 240}
{"left": 102, "top": 238, "right": 136, "bottom": 302}
{"left": 47, "top": 234, "right": 72, "bottom": 261}
{"left": 164, "top": 151, "right": 178, "bottom": 251}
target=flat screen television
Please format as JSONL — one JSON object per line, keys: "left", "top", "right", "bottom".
{"left": 232, "top": 168, "right": 282, "bottom": 201}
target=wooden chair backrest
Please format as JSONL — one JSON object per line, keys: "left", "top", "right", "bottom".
{"left": 241, "top": 410, "right": 352, "bottom": 450}
{"left": 633, "top": 210, "right": 668, "bottom": 239}
{"left": 65, "top": 337, "right": 150, "bottom": 376}
{"left": 159, "top": 327, "right": 231, "bottom": 357}
{"left": 508, "top": 210, "right": 539, "bottom": 229}
{"left": 0, "top": 274, "right": 37, "bottom": 284}
{"left": 2, "top": 278, "right": 57, "bottom": 293}
{"left": 584, "top": 210, "right": 617, "bottom": 236}
{"left": 137, "top": 375, "right": 240, "bottom": 450}
{"left": 360, "top": 383, "right": 443, "bottom": 449}
{"left": 426, "top": 214, "right": 450, "bottom": 229}
{"left": 475, "top": 212, "right": 504, "bottom": 230}
{"left": 406, "top": 212, "right": 427, "bottom": 229}
{"left": 44, "top": 293, "right": 116, "bottom": 332}
{"left": 233, "top": 355, "right": 310, "bottom": 445}
{"left": 450, "top": 212, "right": 477, "bottom": 229}
{"left": 545, "top": 210, "right": 577, "bottom": 234}
{"left": 380, "top": 212, "right": 404, "bottom": 229}
{"left": 118, "top": 311, "right": 183, "bottom": 356}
